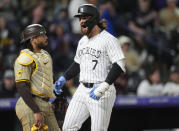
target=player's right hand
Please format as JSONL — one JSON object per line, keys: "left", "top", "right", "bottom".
{"left": 90, "top": 82, "right": 109, "bottom": 100}
{"left": 33, "top": 112, "right": 44, "bottom": 129}
{"left": 53, "top": 76, "right": 66, "bottom": 95}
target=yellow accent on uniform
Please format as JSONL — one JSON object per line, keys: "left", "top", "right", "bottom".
{"left": 15, "top": 79, "right": 30, "bottom": 83}
{"left": 16, "top": 69, "right": 23, "bottom": 77}
{"left": 21, "top": 51, "right": 38, "bottom": 75}
{"left": 31, "top": 88, "right": 50, "bottom": 98}
{"left": 17, "top": 51, "right": 38, "bottom": 75}
{"left": 17, "top": 52, "right": 34, "bottom": 65}
{"left": 31, "top": 124, "right": 48, "bottom": 131}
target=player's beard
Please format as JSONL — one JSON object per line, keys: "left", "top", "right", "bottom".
{"left": 37, "top": 41, "right": 48, "bottom": 49}
{"left": 81, "top": 26, "right": 88, "bottom": 35}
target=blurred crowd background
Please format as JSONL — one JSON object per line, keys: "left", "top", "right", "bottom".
{"left": 0, "top": 0, "right": 179, "bottom": 99}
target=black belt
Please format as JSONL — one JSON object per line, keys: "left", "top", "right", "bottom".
{"left": 32, "top": 94, "right": 50, "bottom": 102}
{"left": 82, "top": 83, "right": 94, "bottom": 88}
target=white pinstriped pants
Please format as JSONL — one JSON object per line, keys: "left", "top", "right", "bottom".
{"left": 62, "top": 83, "right": 116, "bottom": 131}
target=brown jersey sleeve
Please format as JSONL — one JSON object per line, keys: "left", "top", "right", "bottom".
{"left": 16, "top": 81, "right": 40, "bottom": 113}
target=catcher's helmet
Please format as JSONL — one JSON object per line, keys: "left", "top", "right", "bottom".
{"left": 74, "top": 4, "right": 100, "bottom": 29}
{"left": 21, "top": 24, "right": 46, "bottom": 43}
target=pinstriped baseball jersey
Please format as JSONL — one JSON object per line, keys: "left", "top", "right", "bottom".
{"left": 74, "top": 30, "right": 125, "bottom": 83}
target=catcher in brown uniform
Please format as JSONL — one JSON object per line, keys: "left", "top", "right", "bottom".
{"left": 14, "top": 24, "right": 60, "bottom": 131}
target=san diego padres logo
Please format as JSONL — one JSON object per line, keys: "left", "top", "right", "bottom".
{"left": 16, "top": 70, "right": 23, "bottom": 77}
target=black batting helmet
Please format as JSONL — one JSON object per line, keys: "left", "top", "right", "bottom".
{"left": 74, "top": 4, "right": 100, "bottom": 31}
{"left": 21, "top": 24, "right": 46, "bottom": 43}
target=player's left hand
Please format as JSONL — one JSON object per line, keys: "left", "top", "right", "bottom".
{"left": 53, "top": 76, "right": 66, "bottom": 95}
{"left": 90, "top": 82, "right": 109, "bottom": 100}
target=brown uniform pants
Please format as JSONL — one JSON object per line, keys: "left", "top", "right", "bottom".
{"left": 16, "top": 97, "right": 60, "bottom": 131}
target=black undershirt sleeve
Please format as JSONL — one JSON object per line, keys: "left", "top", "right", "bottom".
{"left": 105, "top": 63, "right": 124, "bottom": 85}
{"left": 64, "top": 62, "right": 80, "bottom": 80}
{"left": 16, "top": 81, "right": 40, "bottom": 113}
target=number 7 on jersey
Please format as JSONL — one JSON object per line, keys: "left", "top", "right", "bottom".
{"left": 92, "top": 60, "right": 98, "bottom": 70}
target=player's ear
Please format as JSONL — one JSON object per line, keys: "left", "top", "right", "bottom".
{"left": 30, "top": 38, "right": 33, "bottom": 43}
{"left": 30, "top": 37, "right": 37, "bottom": 44}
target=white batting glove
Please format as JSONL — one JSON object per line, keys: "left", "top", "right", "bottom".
{"left": 90, "top": 82, "right": 109, "bottom": 100}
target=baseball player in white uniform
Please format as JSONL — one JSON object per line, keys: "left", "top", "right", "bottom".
{"left": 54, "top": 4, "right": 126, "bottom": 131}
